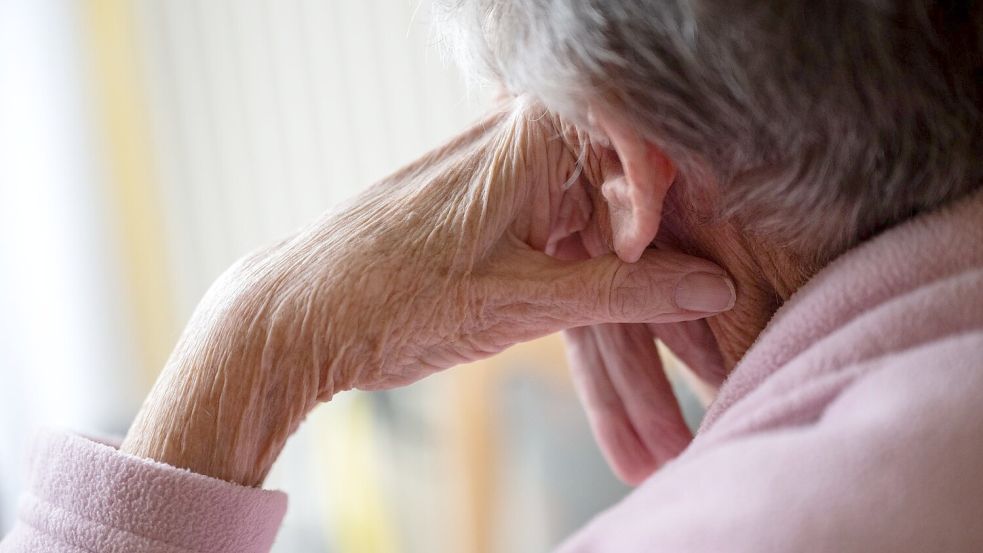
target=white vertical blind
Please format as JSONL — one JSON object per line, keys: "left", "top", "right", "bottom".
{"left": 133, "top": 0, "right": 488, "bottom": 318}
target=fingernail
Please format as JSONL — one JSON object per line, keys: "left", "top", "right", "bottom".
{"left": 674, "top": 272, "right": 736, "bottom": 312}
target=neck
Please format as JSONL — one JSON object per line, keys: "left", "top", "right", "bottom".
{"left": 660, "top": 196, "right": 818, "bottom": 369}
{"left": 704, "top": 229, "right": 813, "bottom": 368}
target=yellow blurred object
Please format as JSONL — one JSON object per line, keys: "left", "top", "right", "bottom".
{"left": 330, "top": 395, "right": 399, "bottom": 553}
{"left": 449, "top": 335, "right": 569, "bottom": 553}
{"left": 80, "top": 0, "right": 176, "bottom": 387}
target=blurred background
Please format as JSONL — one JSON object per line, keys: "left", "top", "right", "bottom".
{"left": 0, "top": 1, "right": 705, "bottom": 551}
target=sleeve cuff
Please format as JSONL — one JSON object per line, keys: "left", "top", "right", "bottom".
{"left": 3, "top": 428, "right": 287, "bottom": 553}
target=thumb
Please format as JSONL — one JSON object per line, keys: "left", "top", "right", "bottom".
{"left": 529, "top": 246, "right": 736, "bottom": 328}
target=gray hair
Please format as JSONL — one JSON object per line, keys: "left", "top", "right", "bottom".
{"left": 436, "top": 0, "right": 982, "bottom": 261}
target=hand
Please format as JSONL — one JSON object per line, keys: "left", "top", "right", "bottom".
{"left": 121, "top": 98, "right": 735, "bottom": 486}
{"left": 552, "top": 127, "right": 731, "bottom": 484}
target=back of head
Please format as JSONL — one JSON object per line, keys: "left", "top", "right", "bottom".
{"left": 440, "top": 0, "right": 983, "bottom": 262}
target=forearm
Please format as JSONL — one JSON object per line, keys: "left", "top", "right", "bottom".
{"left": 119, "top": 257, "right": 328, "bottom": 487}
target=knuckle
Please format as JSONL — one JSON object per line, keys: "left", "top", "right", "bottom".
{"left": 604, "top": 261, "right": 634, "bottom": 321}
{"left": 604, "top": 261, "right": 659, "bottom": 322}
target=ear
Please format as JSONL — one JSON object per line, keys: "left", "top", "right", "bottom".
{"left": 594, "top": 112, "right": 677, "bottom": 263}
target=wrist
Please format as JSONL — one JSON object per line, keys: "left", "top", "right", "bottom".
{"left": 120, "top": 352, "right": 290, "bottom": 487}
{"left": 121, "top": 280, "right": 319, "bottom": 486}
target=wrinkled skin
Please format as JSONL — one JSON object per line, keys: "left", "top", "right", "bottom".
{"left": 121, "top": 98, "right": 734, "bottom": 486}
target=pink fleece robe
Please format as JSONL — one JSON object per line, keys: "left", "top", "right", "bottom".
{"left": 2, "top": 191, "right": 981, "bottom": 552}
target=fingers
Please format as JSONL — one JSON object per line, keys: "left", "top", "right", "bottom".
{"left": 564, "top": 326, "right": 655, "bottom": 483}
{"left": 564, "top": 324, "right": 691, "bottom": 484}
{"left": 496, "top": 243, "right": 736, "bottom": 329}
{"left": 650, "top": 320, "right": 728, "bottom": 388}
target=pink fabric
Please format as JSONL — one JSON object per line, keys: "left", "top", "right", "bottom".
{"left": 558, "top": 191, "right": 983, "bottom": 552}
{"left": 0, "top": 430, "right": 286, "bottom": 552}
{"left": 1, "top": 192, "right": 980, "bottom": 552}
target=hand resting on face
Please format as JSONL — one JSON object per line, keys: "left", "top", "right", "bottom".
{"left": 120, "top": 98, "right": 736, "bottom": 487}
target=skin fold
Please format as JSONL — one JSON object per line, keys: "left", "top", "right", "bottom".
{"left": 120, "top": 98, "right": 736, "bottom": 487}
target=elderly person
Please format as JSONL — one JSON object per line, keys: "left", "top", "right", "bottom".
{"left": 3, "top": 0, "right": 982, "bottom": 551}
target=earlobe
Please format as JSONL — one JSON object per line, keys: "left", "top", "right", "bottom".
{"left": 595, "top": 112, "right": 677, "bottom": 263}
